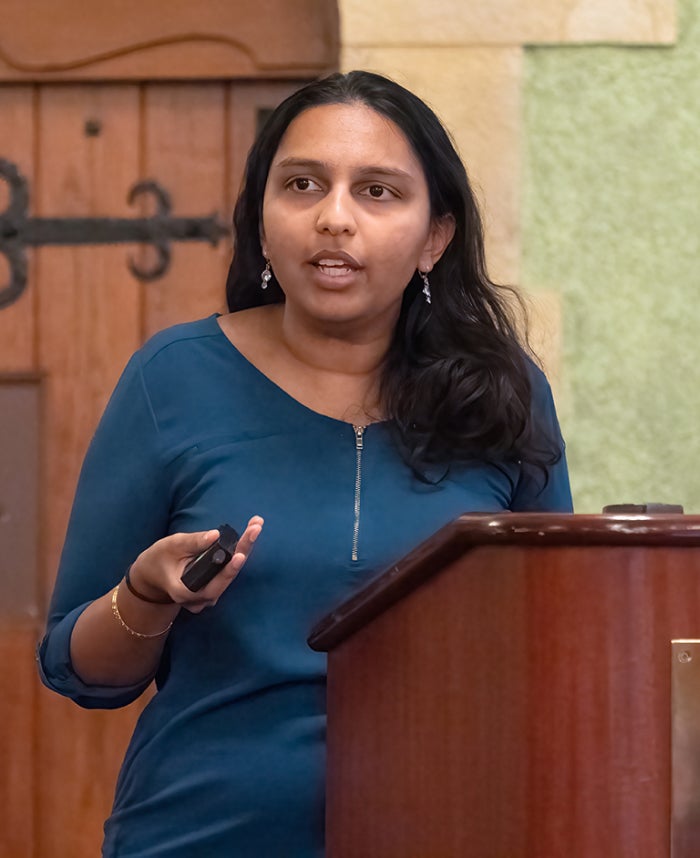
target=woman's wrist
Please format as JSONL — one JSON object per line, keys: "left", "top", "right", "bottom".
{"left": 112, "top": 585, "right": 174, "bottom": 639}
{"left": 125, "top": 564, "right": 174, "bottom": 604}
{"left": 117, "top": 579, "right": 181, "bottom": 633}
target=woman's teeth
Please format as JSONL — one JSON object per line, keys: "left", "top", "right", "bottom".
{"left": 316, "top": 261, "right": 354, "bottom": 276}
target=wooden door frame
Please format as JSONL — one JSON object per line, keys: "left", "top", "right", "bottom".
{"left": 0, "top": 0, "right": 338, "bottom": 82}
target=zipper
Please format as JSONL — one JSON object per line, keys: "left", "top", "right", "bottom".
{"left": 351, "top": 425, "right": 365, "bottom": 562}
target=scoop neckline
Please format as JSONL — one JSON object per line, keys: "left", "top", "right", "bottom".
{"left": 211, "top": 313, "right": 389, "bottom": 432}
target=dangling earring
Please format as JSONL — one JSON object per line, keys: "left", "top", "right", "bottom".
{"left": 261, "top": 258, "right": 272, "bottom": 290}
{"left": 419, "top": 271, "right": 432, "bottom": 304}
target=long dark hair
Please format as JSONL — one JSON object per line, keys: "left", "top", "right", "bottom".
{"left": 226, "top": 70, "right": 561, "bottom": 477}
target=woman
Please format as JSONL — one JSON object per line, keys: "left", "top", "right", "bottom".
{"left": 38, "top": 71, "right": 573, "bottom": 857}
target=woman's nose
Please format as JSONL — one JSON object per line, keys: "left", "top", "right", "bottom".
{"left": 314, "top": 189, "right": 357, "bottom": 235}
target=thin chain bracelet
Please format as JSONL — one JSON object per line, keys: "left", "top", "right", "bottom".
{"left": 111, "top": 585, "right": 173, "bottom": 639}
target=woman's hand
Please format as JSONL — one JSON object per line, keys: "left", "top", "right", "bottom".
{"left": 128, "top": 516, "right": 264, "bottom": 613}
{"left": 69, "top": 518, "right": 264, "bottom": 686}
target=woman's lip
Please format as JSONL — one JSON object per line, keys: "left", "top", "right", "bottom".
{"left": 308, "top": 250, "right": 362, "bottom": 269}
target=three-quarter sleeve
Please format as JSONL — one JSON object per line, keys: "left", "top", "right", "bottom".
{"left": 510, "top": 368, "right": 574, "bottom": 513}
{"left": 37, "top": 352, "right": 171, "bottom": 708}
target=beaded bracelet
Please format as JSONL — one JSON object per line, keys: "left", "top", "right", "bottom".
{"left": 111, "top": 585, "right": 173, "bottom": 640}
{"left": 125, "top": 565, "right": 173, "bottom": 604}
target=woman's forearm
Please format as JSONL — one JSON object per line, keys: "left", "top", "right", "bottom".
{"left": 67, "top": 520, "right": 263, "bottom": 688}
{"left": 69, "top": 583, "right": 180, "bottom": 687}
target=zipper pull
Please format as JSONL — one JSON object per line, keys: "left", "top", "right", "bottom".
{"left": 354, "top": 425, "right": 365, "bottom": 449}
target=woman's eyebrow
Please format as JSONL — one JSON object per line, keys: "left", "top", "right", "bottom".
{"left": 273, "top": 157, "right": 415, "bottom": 181}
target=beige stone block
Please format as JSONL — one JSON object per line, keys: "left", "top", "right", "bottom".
{"left": 522, "top": 288, "right": 564, "bottom": 406}
{"left": 339, "top": 0, "right": 676, "bottom": 46}
{"left": 342, "top": 45, "right": 522, "bottom": 286}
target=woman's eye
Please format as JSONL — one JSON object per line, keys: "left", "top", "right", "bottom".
{"left": 362, "top": 184, "right": 395, "bottom": 199}
{"left": 289, "top": 177, "right": 319, "bottom": 192}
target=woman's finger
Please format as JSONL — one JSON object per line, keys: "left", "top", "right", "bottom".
{"left": 231, "top": 516, "right": 264, "bottom": 561}
{"left": 167, "top": 528, "right": 222, "bottom": 561}
{"left": 174, "top": 516, "right": 263, "bottom": 605}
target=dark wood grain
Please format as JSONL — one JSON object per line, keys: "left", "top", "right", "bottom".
{"left": 319, "top": 518, "right": 700, "bottom": 857}
{"left": 309, "top": 513, "right": 700, "bottom": 650}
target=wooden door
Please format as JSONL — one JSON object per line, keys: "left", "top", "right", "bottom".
{"left": 0, "top": 4, "right": 337, "bottom": 856}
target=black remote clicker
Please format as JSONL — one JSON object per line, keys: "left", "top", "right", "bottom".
{"left": 181, "top": 524, "right": 240, "bottom": 592}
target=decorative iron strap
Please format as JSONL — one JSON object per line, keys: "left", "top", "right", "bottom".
{"left": 0, "top": 159, "right": 230, "bottom": 309}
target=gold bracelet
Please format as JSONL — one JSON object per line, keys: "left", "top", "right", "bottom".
{"left": 111, "top": 585, "right": 173, "bottom": 639}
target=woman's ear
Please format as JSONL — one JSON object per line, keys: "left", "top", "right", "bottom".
{"left": 418, "top": 215, "right": 456, "bottom": 271}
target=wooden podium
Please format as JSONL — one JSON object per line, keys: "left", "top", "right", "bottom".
{"left": 309, "top": 514, "right": 700, "bottom": 858}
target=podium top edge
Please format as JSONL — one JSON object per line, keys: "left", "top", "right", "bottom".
{"left": 308, "top": 513, "right": 700, "bottom": 652}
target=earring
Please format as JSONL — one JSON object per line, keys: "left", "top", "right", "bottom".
{"left": 261, "top": 258, "right": 272, "bottom": 290}
{"left": 419, "top": 271, "right": 432, "bottom": 305}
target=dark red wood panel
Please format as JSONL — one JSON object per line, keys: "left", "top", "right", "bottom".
{"left": 324, "top": 537, "right": 700, "bottom": 857}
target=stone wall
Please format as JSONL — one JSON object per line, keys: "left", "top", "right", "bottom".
{"left": 338, "top": 0, "right": 692, "bottom": 512}
{"left": 524, "top": 0, "right": 698, "bottom": 512}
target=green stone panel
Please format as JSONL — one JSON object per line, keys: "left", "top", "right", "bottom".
{"left": 523, "top": 0, "right": 700, "bottom": 513}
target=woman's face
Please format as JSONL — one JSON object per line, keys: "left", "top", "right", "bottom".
{"left": 261, "top": 102, "right": 452, "bottom": 334}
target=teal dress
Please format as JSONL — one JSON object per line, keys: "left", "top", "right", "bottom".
{"left": 38, "top": 314, "right": 573, "bottom": 857}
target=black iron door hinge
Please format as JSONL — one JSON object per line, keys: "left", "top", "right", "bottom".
{"left": 0, "top": 159, "right": 230, "bottom": 309}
